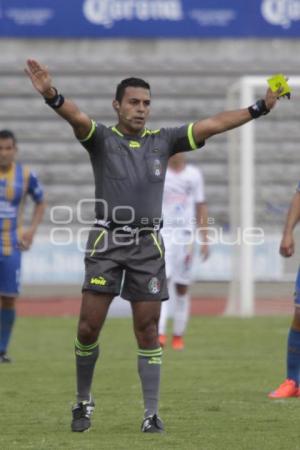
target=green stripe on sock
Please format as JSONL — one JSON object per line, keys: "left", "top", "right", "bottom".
{"left": 148, "top": 357, "right": 162, "bottom": 365}
{"left": 75, "top": 350, "right": 93, "bottom": 357}
{"left": 75, "top": 338, "right": 99, "bottom": 352}
{"left": 138, "top": 347, "right": 162, "bottom": 358}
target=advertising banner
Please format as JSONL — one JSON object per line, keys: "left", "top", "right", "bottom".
{"left": 0, "top": 0, "right": 299, "bottom": 38}
{"left": 22, "top": 234, "right": 283, "bottom": 284}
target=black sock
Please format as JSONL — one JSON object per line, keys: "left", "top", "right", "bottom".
{"left": 75, "top": 337, "right": 99, "bottom": 403}
{"left": 138, "top": 347, "right": 162, "bottom": 417}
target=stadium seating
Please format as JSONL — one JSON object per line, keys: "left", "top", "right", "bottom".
{"left": 0, "top": 39, "right": 299, "bottom": 230}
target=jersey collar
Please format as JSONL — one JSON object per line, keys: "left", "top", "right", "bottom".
{"left": 111, "top": 125, "right": 148, "bottom": 139}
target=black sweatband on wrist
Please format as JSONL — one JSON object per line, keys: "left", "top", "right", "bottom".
{"left": 248, "top": 99, "right": 270, "bottom": 119}
{"left": 44, "top": 87, "right": 65, "bottom": 109}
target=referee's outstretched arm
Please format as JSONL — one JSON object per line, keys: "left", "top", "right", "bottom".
{"left": 25, "top": 59, "right": 287, "bottom": 146}
{"left": 192, "top": 85, "right": 284, "bottom": 142}
{"left": 25, "top": 59, "right": 92, "bottom": 141}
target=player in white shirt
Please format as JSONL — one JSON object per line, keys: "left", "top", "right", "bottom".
{"left": 159, "top": 153, "right": 209, "bottom": 350}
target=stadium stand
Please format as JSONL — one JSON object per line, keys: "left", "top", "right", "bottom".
{"left": 0, "top": 38, "right": 299, "bottom": 231}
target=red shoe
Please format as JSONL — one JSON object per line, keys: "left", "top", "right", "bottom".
{"left": 268, "top": 379, "right": 300, "bottom": 398}
{"left": 159, "top": 335, "right": 167, "bottom": 348}
{"left": 172, "top": 336, "right": 184, "bottom": 351}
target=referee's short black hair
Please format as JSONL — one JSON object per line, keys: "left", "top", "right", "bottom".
{"left": 0, "top": 129, "right": 17, "bottom": 145}
{"left": 115, "top": 77, "right": 151, "bottom": 103}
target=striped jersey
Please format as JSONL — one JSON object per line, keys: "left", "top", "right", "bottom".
{"left": 0, "top": 162, "right": 44, "bottom": 256}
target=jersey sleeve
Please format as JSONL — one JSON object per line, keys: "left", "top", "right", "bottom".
{"left": 161, "top": 123, "right": 205, "bottom": 156}
{"left": 27, "top": 170, "right": 44, "bottom": 203}
{"left": 193, "top": 168, "right": 206, "bottom": 203}
{"left": 78, "top": 121, "right": 106, "bottom": 153}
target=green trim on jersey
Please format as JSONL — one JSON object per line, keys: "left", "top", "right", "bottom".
{"left": 111, "top": 127, "right": 160, "bottom": 138}
{"left": 80, "top": 120, "right": 96, "bottom": 142}
{"left": 111, "top": 126, "right": 124, "bottom": 137}
{"left": 141, "top": 128, "right": 161, "bottom": 137}
{"left": 188, "top": 123, "right": 197, "bottom": 150}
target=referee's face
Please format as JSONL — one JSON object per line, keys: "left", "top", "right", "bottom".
{"left": 0, "top": 138, "right": 17, "bottom": 171}
{"left": 115, "top": 86, "right": 151, "bottom": 135}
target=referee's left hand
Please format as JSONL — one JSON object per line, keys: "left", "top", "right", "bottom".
{"left": 264, "top": 87, "right": 282, "bottom": 111}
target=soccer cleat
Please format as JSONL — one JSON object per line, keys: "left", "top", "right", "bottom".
{"left": 141, "top": 414, "right": 164, "bottom": 433}
{"left": 0, "top": 352, "right": 12, "bottom": 363}
{"left": 268, "top": 379, "right": 300, "bottom": 399}
{"left": 71, "top": 397, "right": 95, "bottom": 432}
{"left": 159, "top": 334, "right": 167, "bottom": 348}
{"left": 172, "top": 335, "right": 184, "bottom": 350}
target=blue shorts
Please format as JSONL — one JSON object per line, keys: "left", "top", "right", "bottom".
{"left": 0, "top": 251, "right": 21, "bottom": 296}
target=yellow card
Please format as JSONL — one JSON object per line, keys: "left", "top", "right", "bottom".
{"left": 267, "top": 74, "right": 291, "bottom": 97}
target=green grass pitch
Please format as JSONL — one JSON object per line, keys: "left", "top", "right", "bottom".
{"left": 1, "top": 315, "right": 299, "bottom": 450}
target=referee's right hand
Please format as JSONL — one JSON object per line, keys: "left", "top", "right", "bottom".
{"left": 24, "top": 59, "right": 54, "bottom": 98}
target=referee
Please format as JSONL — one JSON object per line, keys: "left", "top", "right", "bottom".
{"left": 25, "top": 59, "right": 283, "bottom": 433}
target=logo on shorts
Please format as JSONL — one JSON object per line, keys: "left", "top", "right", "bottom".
{"left": 90, "top": 276, "right": 107, "bottom": 286}
{"left": 148, "top": 277, "right": 160, "bottom": 294}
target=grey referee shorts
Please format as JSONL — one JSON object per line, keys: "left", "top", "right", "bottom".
{"left": 82, "top": 227, "right": 168, "bottom": 302}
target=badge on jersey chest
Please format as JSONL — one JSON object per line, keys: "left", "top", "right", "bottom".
{"left": 153, "top": 159, "right": 162, "bottom": 177}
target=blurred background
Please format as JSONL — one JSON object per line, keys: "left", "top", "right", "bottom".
{"left": 1, "top": 0, "right": 300, "bottom": 316}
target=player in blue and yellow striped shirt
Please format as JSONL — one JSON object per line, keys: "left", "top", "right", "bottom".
{"left": 0, "top": 130, "right": 45, "bottom": 362}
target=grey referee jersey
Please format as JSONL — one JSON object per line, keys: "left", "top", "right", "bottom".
{"left": 79, "top": 121, "right": 205, "bottom": 226}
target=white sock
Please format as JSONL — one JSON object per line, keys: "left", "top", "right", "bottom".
{"left": 158, "top": 279, "right": 173, "bottom": 335}
{"left": 159, "top": 301, "right": 169, "bottom": 335}
{"left": 173, "top": 293, "right": 190, "bottom": 336}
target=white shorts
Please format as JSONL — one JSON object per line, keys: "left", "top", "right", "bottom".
{"left": 161, "top": 228, "right": 194, "bottom": 285}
